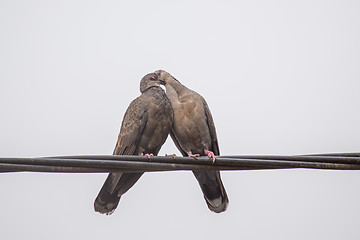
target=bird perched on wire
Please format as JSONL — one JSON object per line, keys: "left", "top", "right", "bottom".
{"left": 94, "top": 72, "right": 173, "bottom": 215}
{"left": 155, "top": 70, "right": 229, "bottom": 213}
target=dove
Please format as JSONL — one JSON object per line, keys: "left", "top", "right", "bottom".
{"left": 94, "top": 72, "right": 173, "bottom": 215}
{"left": 155, "top": 70, "right": 228, "bottom": 213}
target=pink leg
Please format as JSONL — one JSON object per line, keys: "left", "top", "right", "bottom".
{"left": 205, "top": 150, "right": 216, "bottom": 163}
{"left": 187, "top": 152, "right": 200, "bottom": 158}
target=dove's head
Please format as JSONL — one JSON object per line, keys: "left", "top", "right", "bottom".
{"left": 154, "top": 70, "right": 175, "bottom": 85}
{"left": 140, "top": 72, "right": 164, "bottom": 93}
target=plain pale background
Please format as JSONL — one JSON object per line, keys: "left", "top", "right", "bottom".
{"left": 1, "top": 0, "right": 360, "bottom": 239}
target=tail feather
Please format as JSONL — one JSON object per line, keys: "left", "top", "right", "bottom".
{"left": 193, "top": 170, "right": 229, "bottom": 213}
{"left": 94, "top": 172, "right": 143, "bottom": 215}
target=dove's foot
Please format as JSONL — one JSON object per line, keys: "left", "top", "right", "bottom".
{"left": 204, "top": 150, "right": 216, "bottom": 163}
{"left": 187, "top": 152, "right": 200, "bottom": 158}
{"left": 165, "top": 154, "right": 177, "bottom": 157}
{"left": 141, "top": 153, "right": 153, "bottom": 158}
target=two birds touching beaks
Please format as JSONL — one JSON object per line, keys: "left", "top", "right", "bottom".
{"left": 94, "top": 70, "right": 229, "bottom": 215}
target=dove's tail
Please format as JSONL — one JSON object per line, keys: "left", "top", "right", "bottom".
{"left": 193, "top": 170, "right": 229, "bottom": 213}
{"left": 94, "top": 172, "right": 143, "bottom": 215}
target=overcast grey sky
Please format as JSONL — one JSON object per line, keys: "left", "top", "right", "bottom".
{"left": 1, "top": 0, "right": 360, "bottom": 239}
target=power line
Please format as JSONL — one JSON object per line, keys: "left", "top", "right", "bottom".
{"left": 0, "top": 152, "right": 360, "bottom": 173}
